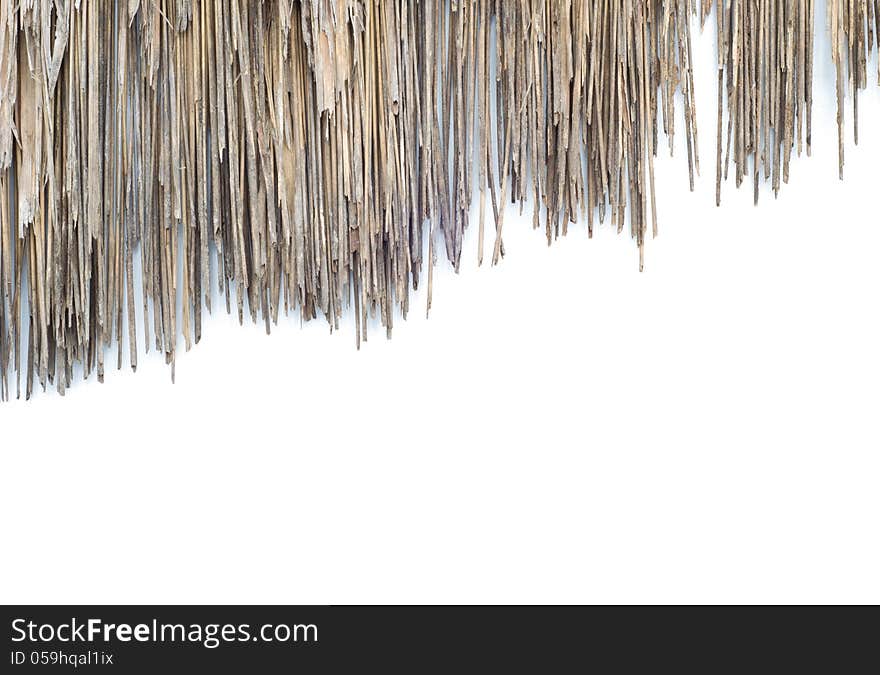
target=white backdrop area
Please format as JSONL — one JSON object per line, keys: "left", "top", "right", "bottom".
{"left": 2, "top": 11, "right": 879, "bottom": 604}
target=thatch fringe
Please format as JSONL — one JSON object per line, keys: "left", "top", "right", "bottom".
{"left": 711, "top": 0, "right": 815, "bottom": 204}
{"left": 829, "top": 0, "right": 880, "bottom": 177}
{"left": 0, "top": 1, "right": 875, "bottom": 399}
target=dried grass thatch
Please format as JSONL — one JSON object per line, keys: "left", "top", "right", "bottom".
{"left": 0, "top": 1, "right": 876, "bottom": 399}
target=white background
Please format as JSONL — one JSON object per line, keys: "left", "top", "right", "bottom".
{"left": 2, "top": 10, "right": 879, "bottom": 604}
